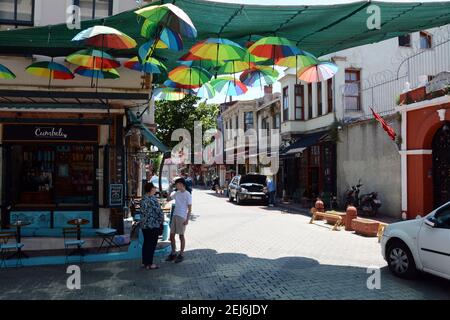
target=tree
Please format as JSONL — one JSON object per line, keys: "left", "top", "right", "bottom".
{"left": 154, "top": 95, "right": 219, "bottom": 148}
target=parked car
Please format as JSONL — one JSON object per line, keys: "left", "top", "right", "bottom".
{"left": 381, "top": 201, "right": 450, "bottom": 280}
{"left": 228, "top": 173, "right": 268, "bottom": 205}
{"left": 150, "top": 175, "right": 170, "bottom": 197}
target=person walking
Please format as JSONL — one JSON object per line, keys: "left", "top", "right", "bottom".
{"left": 267, "top": 176, "right": 276, "bottom": 207}
{"left": 140, "top": 182, "right": 164, "bottom": 270}
{"left": 166, "top": 177, "right": 192, "bottom": 263}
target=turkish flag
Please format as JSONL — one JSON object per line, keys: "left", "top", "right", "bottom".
{"left": 370, "top": 107, "right": 397, "bottom": 141}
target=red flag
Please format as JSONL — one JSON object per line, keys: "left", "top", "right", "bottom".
{"left": 370, "top": 107, "right": 396, "bottom": 141}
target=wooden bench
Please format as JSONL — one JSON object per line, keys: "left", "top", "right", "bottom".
{"left": 309, "top": 210, "right": 343, "bottom": 231}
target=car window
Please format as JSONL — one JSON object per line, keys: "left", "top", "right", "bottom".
{"left": 434, "top": 204, "right": 450, "bottom": 229}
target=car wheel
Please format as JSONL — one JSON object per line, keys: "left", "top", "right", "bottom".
{"left": 387, "top": 241, "right": 418, "bottom": 279}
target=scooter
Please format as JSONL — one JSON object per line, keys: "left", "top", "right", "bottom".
{"left": 344, "top": 180, "right": 381, "bottom": 217}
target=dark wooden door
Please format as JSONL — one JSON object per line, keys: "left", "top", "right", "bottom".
{"left": 433, "top": 122, "right": 450, "bottom": 208}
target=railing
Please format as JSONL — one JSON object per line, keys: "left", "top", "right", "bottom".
{"left": 342, "top": 37, "right": 450, "bottom": 121}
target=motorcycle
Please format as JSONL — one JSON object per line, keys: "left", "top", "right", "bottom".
{"left": 344, "top": 180, "right": 381, "bottom": 217}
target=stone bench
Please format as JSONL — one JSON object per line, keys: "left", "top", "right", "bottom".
{"left": 351, "top": 218, "right": 380, "bottom": 237}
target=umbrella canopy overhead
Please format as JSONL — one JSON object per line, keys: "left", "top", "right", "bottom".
{"left": 196, "top": 82, "right": 216, "bottom": 99}
{"left": 0, "top": 64, "right": 16, "bottom": 79}
{"left": 297, "top": 61, "right": 338, "bottom": 83}
{"left": 216, "top": 60, "right": 254, "bottom": 75}
{"left": 66, "top": 49, "right": 120, "bottom": 69}
{"left": 154, "top": 87, "right": 191, "bottom": 101}
{"left": 124, "top": 56, "right": 167, "bottom": 74}
{"left": 248, "top": 36, "right": 301, "bottom": 61}
{"left": 168, "top": 65, "right": 211, "bottom": 87}
{"left": 189, "top": 38, "right": 246, "bottom": 61}
{"left": 275, "top": 51, "right": 318, "bottom": 69}
{"left": 72, "top": 25, "right": 137, "bottom": 49}
{"left": 74, "top": 66, "right": 120, "bottom": 79}
{"left": 210, "top": 76, "right": 248, "bottom": 96}
{"left": 26, "top": 61, "right": 74, "bottom": 80}
{"left": 136, "top": 3, "right": 197, "bottom": 39}
{"left": 240, "top": 65, "right": 279, "bottom": 87}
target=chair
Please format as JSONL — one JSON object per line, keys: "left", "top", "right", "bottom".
{"left": 63, "top": 227, "right": 85, "bottom": 264}
{"left": 0, "top": 231, "right": 24, "bottom": 268}
{"left": 96, "top": 228, "right": 119, "bottom": 252}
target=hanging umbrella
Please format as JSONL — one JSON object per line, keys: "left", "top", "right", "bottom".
{"left": 240, "top": 65, "right": 279, "bottom": 87}
{"left": 159, "top": 27, "right": 183, "bottom": 51}
{"left": 216, "top": 60, "right": 254, "bottom": 75}
{"left": 66, "top": 49, "right": 120, "bottom": 69}
{"left": 26, "top": 61, "right": 74, "bottom": 80}
{"left": 196, "top": 82, "right": 216, "bottom": 99}
{"left": 248, "top": 36, "right": 301, "bottom": 61}
{"left": 168, "top": 65, "right": 211, "bottom": 87}
{"left": 0, "top": 64, "right": 16, "bottom": 79}
{"left": 189, "top": 38, "right": 247, "bottom": 62}
{"left": 124, "top": 56, "right": 167, "bottom": 74}
{"left": 275, "top": 51, "right": 318, "bottom": 69}
{"left": 154, "top": 87, "right": 191, "bottom": 101}
{"left": 72, "top": 25, "right": 137, "bottom": 49}
{"left": 136, "top": 3, "right": 197, "bottom": 39}
{"left": 210, "top": 77, "right": 248, "bottom": 96}
{"left": 177, "top": 52, "right": 223, "bottom": 73}
{"left": 297, "top": 61, "right": 338, "bottom": 83}
{"left": 163, "top": 79, "right": 199, "bottom": 90}
{"left": 138, "top": 39, "right": 169, "bottom": 61}
{"left": 74, "top": 66, "right": 120, "bottom": 79}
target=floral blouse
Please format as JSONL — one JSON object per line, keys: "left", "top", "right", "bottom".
{"left": 140, "top": 194, "right": 164, "bottom": 229}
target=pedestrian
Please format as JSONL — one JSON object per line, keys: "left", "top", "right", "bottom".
{"left": 166, "top": 177, "right": 192, "bottom": 263}
{"left": 140, "top": 182, "right": 164, "bottom": 270}
{"left": 267, "top": 176, "right": 276, "bottom": 207}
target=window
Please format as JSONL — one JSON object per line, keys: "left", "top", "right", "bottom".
{"left": 317, "top": 82, "right": 323, "bottom": 116}
{"left": 282, "top": 86, "right": 289, "bottom": 121}
{"left": 344, "top": 69, "right": 361, "bottom": 111}
{"left": 0, "top": 0, "right": 34, "bottom": 26}
{"left": 398, "top": 34, "right": 411, "bottom": 47}
{"left": 244, "top": 112, "right": 254, "bottom": 131}
{"left": 73, "top": 0, "right": 113, "bottom": 20}
{"left": 294, "top": 84, "right": 304, "bottom": 120}
{"left": 327, "top": 78, "right": 333, "bottom": 113}
{"left": 235, "top": 115, "right": 239, "bottom": 130}
{"left": 273, "top": 113, "right": 281, "bottom": 129}
{"left": 433, "top": 203, "right": 450, "bottom": 229}
{"left": 307, "top": 83, "right": 313, "bottom": 118}
{"left": 420, "top": 31, "right": 432, "bottom": 49}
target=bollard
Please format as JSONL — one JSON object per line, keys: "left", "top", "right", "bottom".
{"left": 345, "top": 205, "right": 358, "bottom": 231}
{"left": 314, "top": 199, "right": 325, "bottom": 220}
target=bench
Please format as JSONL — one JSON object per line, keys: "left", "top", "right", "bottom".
{"left": 309, "top": 210, "right": 343, "bottom": 231}
{"left": 351, "top": 218, "right": 380, "bottom": 237}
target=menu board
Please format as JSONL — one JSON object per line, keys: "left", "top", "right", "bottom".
{"left": 109, "top": 184, "right": 123, "bottom": 207}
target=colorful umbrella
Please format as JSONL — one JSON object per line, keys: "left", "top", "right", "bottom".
{"left": 297, "top": 61, "right": 338, "bottom": 83}
{"left": 196, "top": 82, "right": 216, "bottom": 99}
{"left": 216, "top": 60, "right": 254, "bottom": 75}
{"left": 153, "top": 87, "right": 190, "bottom": 101}
{"left": 26, "top": 61, "right": 74, "bottom": 80}
{"left": 66, "top": 49, "right": 120, "bottom": 69}
{"left": 168, "top": 65, "right": 211, "bottom": 87}
{"left": 0, "top": 64, "right": 16, "bottom": 79}
{"left": 210, "top": 77, "right": 248, "bottom": 96}
{"left": 177, "top": 52, "right": 223, "bottom": 72}
{"left": 248, "top": 36, "right": 301, "bottom": 61}
{"left": 138, "top": 40, "right": 168, "bottom": 61}
{"left": 275, "top": 51, "right": 318, "bottom": 69}
{"left": 163, "top": 79, "right": 199, "bottom": 90}
{"left": 74, "top": 66, "right": 120, "bottom": 79}
{"left": 159, "top": 27, "right": 183, "bottom": 51}
{"left": 189, "top": 38, "right": 247, "bottom": 62}
{"left": 124, "top": 56, "right": 167, "bottom": 74}
{"left": 136, "top": 3, "right": 197, "bottom": 39}
{"left": 240, "top": 65, "right": 279, "bottom": 87}
{"left": 72, "top": 25, "right": 137, "bottom": 49}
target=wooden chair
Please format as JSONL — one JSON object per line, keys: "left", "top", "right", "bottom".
{"left": 0, "top": 231, "right": 23, "bottom": 268}
{"left": 63, "top": 227, "right": 85, "bottom": 264}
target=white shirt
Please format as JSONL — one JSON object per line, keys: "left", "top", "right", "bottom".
{"left": 170, "top": 190, "right": 192, "bottom": 219}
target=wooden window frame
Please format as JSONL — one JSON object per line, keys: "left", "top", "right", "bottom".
{"left": 294, "top": 84, "right": 304, "bottom": 120}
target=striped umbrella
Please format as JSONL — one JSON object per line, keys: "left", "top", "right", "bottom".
{"left": 163, "top": 79, "right": 200, "bottom": 90}
{"left": 240, "top": 65, "right": 279, "bottom": 87}
{"left": 74, "top": 67, "right": 120, "bottom": 79}
{"left": 124, "top": 56, "right": 167, "bottom": 74}
{"left": 248, "top": 36, "right": 301, "bottom": 61}
{"left": 153, "top": 87, "right": 191, "bottom": 101}
{"left": 72, "top": 25, "right": 137, "bottom": 49}
{"left": 0, "top": 64, "right": 16, "bottom": 79}
{"left": 26, "top": 60, "right": 74, "bottom": 88}
{"left": 159, "top": 27, "right": 183, "bottom": 51}
{"left": 138, "top": 39, "right": 168, "bottom": 61}
{"left": 216, "top": 60, "right": 254, "bottom": 75}
{"left": 168, "top": 65, "right": 211, "bottom": 87}
{"left": 66, "top": 49, "right": 120, "bottom": 69}
{"left": 189, "top": 38, "right": 246, "bottom": 62}
{"left": 297, "top": 61, "right": 338, "bottom": 83}
{"left": 210, "top": 76, "right": 248, "bottom": 96}
{"left": 196, "top": 82, "right": 216, "bottom": 99}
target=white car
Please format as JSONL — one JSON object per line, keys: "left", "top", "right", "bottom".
{"left": 381, "top": 201, "right": 450, "bottom": 280}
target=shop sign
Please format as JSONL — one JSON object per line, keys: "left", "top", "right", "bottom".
{"left": 109, "top": 184, "right": 123, "bottom": 207}
{"left": 3, "top": 124, "right": 98, "bottom": 142}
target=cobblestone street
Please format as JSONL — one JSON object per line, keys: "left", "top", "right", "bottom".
{"left": 1, "top": 189, "right": 449, "bottom": 300}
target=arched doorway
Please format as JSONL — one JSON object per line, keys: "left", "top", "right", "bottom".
{"left": 432, "top": 121, "right": 450, "bottom": 208}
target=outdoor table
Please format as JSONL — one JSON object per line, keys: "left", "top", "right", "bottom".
{"left": 8, "top": 220, "right": 31, "bottom": 259}
{"left": 67, "top": 218, "right": 90, "bottom": 255}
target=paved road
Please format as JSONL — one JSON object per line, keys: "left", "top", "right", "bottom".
{"left": 1, "top": 189, "right": 449, "bottom": 300}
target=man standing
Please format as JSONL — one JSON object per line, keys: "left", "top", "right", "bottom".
{"left": 267, "top": 176, "right": 276, "bottom": 207}
{"left": 166, "top": 177, "right": 192, "bottom": 263}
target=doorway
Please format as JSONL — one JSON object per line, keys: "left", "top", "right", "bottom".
{"left": 432, "top": 122, "right": 450, "bottom": 208}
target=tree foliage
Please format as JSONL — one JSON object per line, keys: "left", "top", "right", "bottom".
{"left": 154, "top": 95, "right": 219, "bottom": 148}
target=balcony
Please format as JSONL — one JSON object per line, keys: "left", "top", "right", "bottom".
{"left": 280, "top": 113, "right": 335, "bottom": 137}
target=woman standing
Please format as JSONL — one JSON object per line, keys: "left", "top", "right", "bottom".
{"left": 140, "top": 182, "right": 164, "bottom": 270}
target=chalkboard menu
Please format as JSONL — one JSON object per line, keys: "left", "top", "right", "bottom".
{"left": 109, "top": 184, "right": 123, "bottom": 207}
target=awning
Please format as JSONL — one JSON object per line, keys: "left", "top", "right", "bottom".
{"left": 281, "top": 131, "right": 329, "bottom": 156}
{"left": 1, "top": 0, "right": 450, "bottom": 81}
{"left": 126, "top": 110, "right": 169, "bottom": 153}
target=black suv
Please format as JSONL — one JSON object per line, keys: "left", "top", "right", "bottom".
{"left": 228, "top": 173, "right": 268, "bottom": 205}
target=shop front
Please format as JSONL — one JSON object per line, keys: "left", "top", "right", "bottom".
{"left": 1, "top": 123, "right": 100, "bottom": 231}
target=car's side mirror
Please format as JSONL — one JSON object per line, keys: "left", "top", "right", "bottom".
{"left": 424, "top": 218, "right": 436, "bottom": 228}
